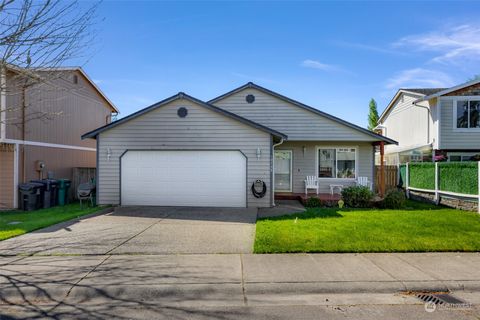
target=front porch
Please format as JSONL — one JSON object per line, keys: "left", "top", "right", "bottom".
{"left": 275, "top": 192, "right": 341, "bottom": 206}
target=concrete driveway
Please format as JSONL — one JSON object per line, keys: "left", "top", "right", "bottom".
{"left": 0, "top": 206, "right": 258, "bottom": 255}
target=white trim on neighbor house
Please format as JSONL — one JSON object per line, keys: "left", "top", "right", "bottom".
{"left": 315, "top": 145, "right": 359, "bottom": 181}
{"left": 274, "top": 149, "right": 293, "bottom": 192}
{"left": 437, "top": 98, "right": 442, "bottom": 149}
{"left": 13, "top": 143, "right": 18, "bottom": 208}
{"left": 0, "top": 138, "right": 96, "bottom": 151}
{"left": 451, "top": 97, "right": 480, "bottom": 132}
{"left": 0, "top": 67, "right": 6, "bottom": 140}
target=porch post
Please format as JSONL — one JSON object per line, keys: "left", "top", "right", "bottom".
{"left": 380, "top": 141, "right": 385, "bottom": 197}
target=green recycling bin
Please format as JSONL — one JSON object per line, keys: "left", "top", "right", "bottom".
{"left": 58, "top": 179, "right": 71, "bottom": 206}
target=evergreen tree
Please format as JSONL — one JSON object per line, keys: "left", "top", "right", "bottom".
{"left": 368, "top": 98, "right": 379, "bottom": 131}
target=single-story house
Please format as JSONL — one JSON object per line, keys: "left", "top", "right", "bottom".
{"left": 82, "top": 83, "right": 396, "bottom": 208}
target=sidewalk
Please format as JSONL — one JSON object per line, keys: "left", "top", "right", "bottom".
{"left": 1, "top": 252, "right": 480, "bottom": 306}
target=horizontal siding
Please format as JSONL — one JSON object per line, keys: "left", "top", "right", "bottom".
{"left": 213, "top": 88, "right": 378, "bottom": 141}
{"left": 380, "top": 93, "right": 432, "bottom": 154}
{"left": 0, "top": 149, "right": 14, "bottom": 209}
{"left": 5, "top": 70, "right": 111, "bottom": 148}
{"left": 97, "top": 98, "right": 272, "bottom": 208}
{"left": 277, "top": 141, "right": 373, "bottom": 194}
{"left": 22, "top": 145, "right": 95, "bottom": 183}
{"left": 439, "top": 98, "right": 480, "bottom": 150}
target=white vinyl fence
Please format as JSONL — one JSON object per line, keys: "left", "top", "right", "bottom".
{"left": 404, "top": 161, "right": 480, "bottom": 213}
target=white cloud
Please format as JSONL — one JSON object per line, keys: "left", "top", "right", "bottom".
{"left": 394, "top": 24, "right": 480, "bottom": 64}
{"left": 301, "top": 59, "right": 337, "bottom": 71}
{"left": 386, "top": 68, "right": 454, "bottom": 89}
{"left": 301, "top": 59, "right": 353, "bottom": 75}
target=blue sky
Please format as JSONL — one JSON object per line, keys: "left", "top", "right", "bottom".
{"left": 83, "top": 1, "right": 480, "bottom": 127}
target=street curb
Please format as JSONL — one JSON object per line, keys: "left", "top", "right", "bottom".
{"left": 3, "top": 280, "right": 480, "bottom": 305}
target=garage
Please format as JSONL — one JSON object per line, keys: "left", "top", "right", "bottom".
{"left": 121, "top": 150, "right": 247, "bottom": 207}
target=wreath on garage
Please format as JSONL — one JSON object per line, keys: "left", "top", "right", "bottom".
{"left": 251, "top": 180, "right": 267, "bottom": 198}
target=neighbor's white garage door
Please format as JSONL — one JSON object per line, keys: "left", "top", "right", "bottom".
{"left": 121, "top": 150, "right": 247, "bottom": 207}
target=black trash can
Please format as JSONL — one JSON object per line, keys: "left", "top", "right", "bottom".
{"left": 31, "top": 179, "right": 59, "bottom": 208}
{"left": 18, "top": 182, "right": 43, "bottom": 211}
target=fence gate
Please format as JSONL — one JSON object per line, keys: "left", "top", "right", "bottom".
{"left": 374, "top": 165, "right": 398, "bottom": 194}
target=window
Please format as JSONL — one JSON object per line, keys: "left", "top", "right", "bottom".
{"left": 274, "top": 150, "right": 292, "bottom": 191}
{"left": 318, "top": 148, "right": 356, "bottom": 179}
{"left": 448, "top": 152, "right": 480, "bottom": 162}
{"left": 456, "top": 100, "right": 480, "bottom": 129}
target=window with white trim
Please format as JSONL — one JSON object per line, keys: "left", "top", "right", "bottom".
{"left": 456, "top": 100, "right": 480, "bottom": 129}
{"left": 318, "top": 148, "right": 356, "bottom": 179}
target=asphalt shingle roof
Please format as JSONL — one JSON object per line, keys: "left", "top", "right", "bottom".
{"left": 401, "top": 88, "right": 447, "bottom": 95}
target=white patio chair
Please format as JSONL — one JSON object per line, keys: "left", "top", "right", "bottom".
{"left": 356, "top": 176, "right": 372, "bottom": 190}
{"left": 304, "top": 176, "right": 319, "bottom": 195}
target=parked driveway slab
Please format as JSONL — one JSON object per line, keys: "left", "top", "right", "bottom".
{"left": 0, "top": 206, "right": 257, "bottom": 255}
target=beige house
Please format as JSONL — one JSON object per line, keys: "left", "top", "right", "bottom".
{"left": 0, "top": 67, "right": 118, "bottom": 209}
{"left": 83, "top": 83, "right": 395, "bottom": 208}
{"left": 376, "top": 79, "right": 480, "bottom": 164}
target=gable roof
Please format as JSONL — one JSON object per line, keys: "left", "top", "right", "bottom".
{"left": 401, "top": 88, "right": 446, "bottom": 96}
{"left": 209, "top": 82, "right": 397, "bottom": 145}
{"left": 378, "top": 88, "right": 446, "bottom": 123}
{"left": 414, "top": 78, "right": 480, "bottom": 103}
{"left": 6, "top": 65, "right": 119, "bottom": 113}
{"left": 82, "top": 92, "right": 287, "bottom": 140}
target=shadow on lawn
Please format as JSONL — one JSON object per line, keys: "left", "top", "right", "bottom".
{"left": 259, "top": 200, "right": 447, "bottom": 222}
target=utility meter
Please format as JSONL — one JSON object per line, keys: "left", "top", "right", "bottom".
{"left": 35, "top": 160, "right": 46, "bottom": 172}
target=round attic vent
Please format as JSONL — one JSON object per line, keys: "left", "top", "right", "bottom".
{"left": 177, "top": 107, "right": 188, "bottom": 118}
{"left": 246, "top": 94, "right": 255, "bottom": 104}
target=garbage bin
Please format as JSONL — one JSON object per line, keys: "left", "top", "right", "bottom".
{"left": 57, "top": 179, "right": 71, "bottom": 206}
{"left": 31, "top": 179, "right": 59, "bottom": 208}
{"left": 18, "top": 182, "right": 43, "bottom": 211}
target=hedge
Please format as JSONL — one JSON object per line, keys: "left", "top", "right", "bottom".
{"left": 402, "top": 162, "right": 478, "bottom": 195}
{"left": 409, "top": 163, "right": 435, "bottom": 190}
{"left": 439, "top": 162, "right": 478, "bottom": 195}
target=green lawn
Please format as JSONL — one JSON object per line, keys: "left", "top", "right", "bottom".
{"left": 254, "top": 201, "right": 480, "bottom": 253}
{"left": 0, "top": 203, "right": 104, "bottom": 241}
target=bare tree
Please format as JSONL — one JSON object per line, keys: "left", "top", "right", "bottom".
{"left": 0, "top": 0, "right": 100, "bottom": 127}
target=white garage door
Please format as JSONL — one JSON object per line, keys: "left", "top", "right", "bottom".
{"left": 121, "top": 150, "right": 247, "bottom": 207}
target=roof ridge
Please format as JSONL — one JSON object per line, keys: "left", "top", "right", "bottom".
{"left": 82, "top": 92, "right": 287, "bottom": 140}
{"left": 208, "top": 82, "right": 396, "bottom": 145}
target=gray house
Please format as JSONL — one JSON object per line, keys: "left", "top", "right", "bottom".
{"left": 376, "top": 79, "right": 480, "bottom": 164}
{"left": 83, "top": 83, "right": 395, "bottom": 208}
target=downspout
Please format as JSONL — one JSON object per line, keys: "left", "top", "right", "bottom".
{"left": 271, "top": 137, "right": 284, "bottom": 206}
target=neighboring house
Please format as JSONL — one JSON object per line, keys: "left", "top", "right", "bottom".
{"left": 83, "top": 82, "right": 394, "bottom": 208}
{"left": 0, "top": 67, "right": 118, "bottom": 209}
{"left": 376, "top": 79, "right": 480, "bottom": 164}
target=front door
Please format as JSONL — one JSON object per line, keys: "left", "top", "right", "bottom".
{"left": 274, "top": 150, "right": 292, "bottom": 192}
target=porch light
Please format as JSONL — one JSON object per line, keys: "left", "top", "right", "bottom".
{"left": 256, "top": 148, "right": 262, "bottom": 159}
{"left": 107, "top": 148, "right": 112, "bottom": 161}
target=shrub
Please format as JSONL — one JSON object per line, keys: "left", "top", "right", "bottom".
{"left": 382, "top": 189, "right": 406, "bottom": 209}
{"left": 341, "top": 186, "right": 374, "bottom": 208}
{"left": 305, "top": 197, "right": 322, "bottom": 207}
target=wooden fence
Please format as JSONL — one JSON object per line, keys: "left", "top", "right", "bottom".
{"left": 374, "top": 165, "right": 398, "bottom": 194}
{"left": 72, "top": 167, "right": 96, "bottom": 200}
